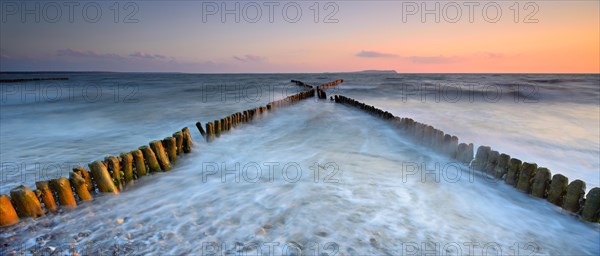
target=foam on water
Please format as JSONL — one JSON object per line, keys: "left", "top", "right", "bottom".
{"left": 1, "top": 100, "right": 598, "bottom": 255}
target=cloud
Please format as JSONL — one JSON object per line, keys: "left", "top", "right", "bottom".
{"left": 233, "top": 54, "right": 266, "bottom": 62}
{"left": 356, "top": 50, "right": 398, "bottom": 58}
{"left": 406, "top": 55, "right": 460, "bottom": 64}
{"left": 56, "top": 48, "right": 124, "bottom": 60}
{"left": 129, "top": 51, "right": 167, "bottom": 60}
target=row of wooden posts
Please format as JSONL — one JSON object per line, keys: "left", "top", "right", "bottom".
{"left": 334, "top": 94, "right": 600, "bottom": 223}
{"left": 0, "top": 127, "right": 194, "bottom": 227}
{"left": 0, "top": 79, "right": 335, "bottom": 227}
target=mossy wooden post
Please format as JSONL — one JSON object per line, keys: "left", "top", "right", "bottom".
{"left": 173, "top": 131, "right": 184, "bottom": 155}
{"left": 531, "top": 167, "right": 551, "bottom": 198}
{"left": 562, "top": 180, "right": 585, "bottom": 213}
{"left": 105, "top": 156, "right": 122, "bottom": 190}
{"left": 206, "top": 122, "right": 215, "bottom": 142}
{"left": 484, "top": 150, "right": 499, "bottom": 176}
{"left": 182, "top": 127, "right": 193, "bottom": 153}
{"left": 196, "top": 121, "right": 206, "bottom": 137}
{"left": 0, "top": 195, "right": 19, "bottom": 227}
{"left": 140, "top": 145, "right": 161, "bottom": 173}
{"left": 215, "top": 119, "right": 222, "bottom": 137}
{"left": 516, "top": 162, "right": 537, "bottom": 193}
{"left": 505, "top": 158, "right": 522, "bottom": 186}
{"left": 35, "top": 181, "right": 57, "bottom": 213}
{"left": 88, "top": 160, "right": 118, "bottom": 194}
{"left": 69, "top": 171, "right": 92, "bottom": 202}
{"left": 73, "top": 166, "right": 94, "bottom": 193}
{"left": 49, "top": 177, "right": 76, "bottom": 208}
{"left": 472, "top": 146, "right": 490, "bottom": 171}
{"left": 131, "top": 149, "right": 147, "bottom": 178}
{"left": 120, "top": 152, "right": 134, "bottom": 185}
{"left": 163, "top": 137, "right": 177, "bottom": 164}
{"left": 582, "top": 188, "right": 600, "bottom": 222}
{"left": 547, "top": 174, "right": 568, "bottom": 206}
{"left": 494, "top": 154, "right": 510, "bottom": 179}
{"left": 150, "top": 141, "right": 172, "bottom": 171}
{"left": 10, "top": 185, "right": 44, "bottom": 218}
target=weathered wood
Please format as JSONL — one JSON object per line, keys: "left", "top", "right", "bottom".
{"left": 120, "top": 152, "right": 134, "bottom": 184}
{"left": 505, "top": 158, "right": 522, "bottom": 186}
{"left": 35, "top": 181, "right": 57, "bottom": 213}
{"left": 547, "top": 174, "right": 568, "bottom": 206}
{"left": 88, "top": 160, "right": 118, "bottom": 194}
{"left": 104, "top": 156, "right": 122, "bottom": 190}
{"left": 163, "top": 137, "right": 178, "bottom": 164}
{"left": 140, "top": 145, "right": 161, "bottom": 173}
{"left": 516, "top": 162, "right": 537, "bottom": 193}
{"left": 173, "top": 131, "right": 184, "bottom": 155}
{"left": 196, "top": 121, "right": 206, "bottom": 137}
{"left": 562, "top": 180, "right": 586, "bottom": 213}
{"left": 10, "top": 185, "right": 44, "bottom": 218}
{"left": 0, "top": 195, "right": 19, "bottom": 227}
{"left": 69, "top": 171, "right": 92, "bottom": 202}
{"left": 582, "top": 188, "right": 600, "bottom": 222}
{"left": 150, "top": 140, "right": 172, "bottom": 171}
{"left": 182, "top": 127, "right": 193, "bottom": 153}
{"left": 73, "top": 166, "right": 94, "bottom": 193}
{"left": 131, "top": 149, "right": 147, "bottom": 178}
{"left": 531, "top": 167, "right": 551, "bottom": 198}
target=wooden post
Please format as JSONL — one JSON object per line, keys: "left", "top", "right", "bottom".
{"left": 69, "top": 171, "right": 92, "bottom": 202}
{"left": 562, "top": 180, "right": 586, "bottom": 213}
{"left": 196, "top": 121, "right": 206, "bottom": 137}
{"left": 516, "top": 162, "right": 537, "bottom": 193}
{"left": 484, "top": 150, "right": 499, "bottom": 176}
{"left": 206, "top": 122, "right": 215, "bottom": 142}
{"left": 215, "top": 119, "right": 222, "bottom": 137}
{"left": 105, "top": 156, "right": 122, "bottom": 190}
{"left": 531, "top": 167, "right": 551, "bottom": 198}
{"left": 505, "top": 158, "right": 522, "bottom": 186}
{"left": 547, "top": 174, "right": 568, "bottom": 206}
{"left": 10, "top": 185, "right": 44, "bottom": 218}
{"left": 472, "top": 146, "right": 490, "bottom": 171}
{"left": 150, "top": 141, "right": 172, "bottom": 171}
{"left": 173, "top": 131, "right": 184, "bottom": 155}
{"left": 140, "top": 146, "right": 161, "bottom": 173}
{"left": 494, "top": 153, "right": 510, "bottom": 179}
{"left": 35, "top": 181, "right": 57, "bottom": 213}
{"left": 163, "top": 137, "right": 178, "bottom": 163}
{"left": 182, "top": 127, "right": 193, "bottom": 153}
{"left": 582, "top": 188, "right": 600, "bottom": 222}
{"left": 0, "top": 195, "right": 19, "bottom": 227}
{"left": 49, "top": 178, "right": 78, "bottom": 208}
{"left": 131, "top": 149, "right": 147, "bottom": 178}
{"left": 120, "top": 152, "right": 134, "bottom": 185}
{"left": 73, "top": 166, "right": 94, "bottom": 193}
{"left": 88, "top": 160, "right": 118, "bottom": 194}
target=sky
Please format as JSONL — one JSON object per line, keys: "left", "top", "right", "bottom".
{"left": 0, "top": 0, "right": 598, "bottom": 73}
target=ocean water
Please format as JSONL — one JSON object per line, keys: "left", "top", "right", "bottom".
{"left": 0, "top": 73, "right": 598, "bottom": 254}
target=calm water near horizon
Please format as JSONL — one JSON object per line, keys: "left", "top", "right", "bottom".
{"left": 0, "top": 73, "right": 598, "bottom": 255}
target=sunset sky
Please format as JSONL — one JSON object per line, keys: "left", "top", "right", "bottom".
{"left": 1, "top": 1, "right": 598, "bottom": 73}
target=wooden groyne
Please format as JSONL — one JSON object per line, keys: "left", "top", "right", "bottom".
{"left": 0, "top": 80, "right": 329, "bottom": 227}
{"left": 0, "top": 78, "right": 69, "bottom": 83}
{"left": 334, "top": 94, "right": 600, "bottom": 223}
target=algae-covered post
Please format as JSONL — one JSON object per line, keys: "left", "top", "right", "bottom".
{"left": 150, "top": 140, "right": 172, "bottom": 171}
{"left": 140, "top": 146, "right": 161, "bottom": 173}
{"left": 131, "top": 149, "right": 147, "bottom": 178}
{"left": 163, "top": 137, "right": 178, "bottom": 163}
{"left": 120, "top": 152, "right": 135, "bottom": 184}
{"left": 70, "top": 171, "right": 93, "bottom": 202}
{"left": 89, "top": 160, "right": 119, "bottom": 194}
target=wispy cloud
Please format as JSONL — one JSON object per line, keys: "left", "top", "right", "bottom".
{"left": 356, "top": 50, "right": 398, "bottom": 58}
{"left": 130, "top": 51, "right": 167, "bottom": 60}
{"left": 56, "top": 48, "right": 125, "bottom": 60}
{"left": 233, "top": 54, "right": 266, "bottom": 62}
